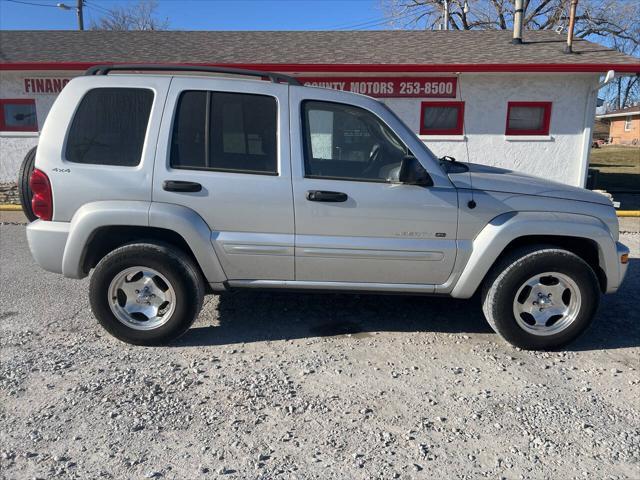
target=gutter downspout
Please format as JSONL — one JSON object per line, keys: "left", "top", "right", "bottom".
{"left": 578, "top": 70, "right": 615, "bottom": 187}
{"left": 512, "top": 0, "right": 524, "bottom": 44}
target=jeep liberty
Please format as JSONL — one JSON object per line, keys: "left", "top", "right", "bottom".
{"left": 22, "top": 65, "right": 629, "bottom": 349}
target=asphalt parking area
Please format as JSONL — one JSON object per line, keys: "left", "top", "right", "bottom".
{"left": 1, "top": 222, "right": 638, "bottom": 479}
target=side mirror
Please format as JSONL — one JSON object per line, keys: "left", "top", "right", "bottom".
{"left": 398, "top": 156, "right": 433, "bottom": 186}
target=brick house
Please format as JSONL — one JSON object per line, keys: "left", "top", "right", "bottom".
{"left": 597, "top": 106, "right": 640, "bottom": 145}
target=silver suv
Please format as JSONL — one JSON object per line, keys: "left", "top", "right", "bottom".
{"left": 24, "top": 65, "right": 629, "bottom": 350}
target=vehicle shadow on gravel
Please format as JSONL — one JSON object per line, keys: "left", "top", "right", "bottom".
{"left": 177, "top": 291, "right": 492, "bottom": 347}
{"left": 177, "top": 260, "right": 640, "bottom": 351}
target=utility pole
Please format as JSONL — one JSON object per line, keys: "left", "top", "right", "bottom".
{"left": 76, "top": 0, "right": 84, "bottom": 31}
{"left": 57, "top": 0, "right": 84, "bottom": 30}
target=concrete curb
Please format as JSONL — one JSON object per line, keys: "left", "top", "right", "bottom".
{"left": 0, "top": 205, "right": 23, "bottom": 211}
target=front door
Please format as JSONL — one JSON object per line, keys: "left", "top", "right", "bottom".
{"left": 290, "top": 89, "right": 459, "bottom": 286}
{"left": 153, "top": 77, "right": 294, "bottom": 280}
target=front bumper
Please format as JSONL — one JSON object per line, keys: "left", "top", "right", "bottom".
{"left": 26, "top": 220, "right": 70, "bottom": 275}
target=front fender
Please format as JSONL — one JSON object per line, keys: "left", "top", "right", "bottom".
{"left": 450, "top": 211, "right": 619, "bottom": 298}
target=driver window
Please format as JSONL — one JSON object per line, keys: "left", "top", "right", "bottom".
{"left": 302, "top": 101, "right": 408, "bottom": 182}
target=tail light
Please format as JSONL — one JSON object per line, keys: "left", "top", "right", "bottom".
{"left": 30, "top": 168, "right": 53, "bottom": 221}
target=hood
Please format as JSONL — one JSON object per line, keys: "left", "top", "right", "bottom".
{"left": 447, "top": 163, "right": 612, "bottom": 206}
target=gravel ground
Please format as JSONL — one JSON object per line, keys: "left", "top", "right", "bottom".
{"left": 1, "top": 219, "right": 639, "bottom": 480}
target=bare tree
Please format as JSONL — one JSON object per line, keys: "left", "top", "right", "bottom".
{"left": 90, "top": 0, "right": 169, "bottom": 31}
{"left": 604, "top": 35, "right": 639, "bottom": 110}
{"left": 383, "top": 0, "right": 639, "bottom": 109}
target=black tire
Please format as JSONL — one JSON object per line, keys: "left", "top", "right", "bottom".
{"left": 89, "top": 243, "right": 205, "bottom": 346}
{"left": 481, "top": 245, "right": 600, "bottom": 350}
{"left": 17, "top": 147, "right": 38, "bottom": 222}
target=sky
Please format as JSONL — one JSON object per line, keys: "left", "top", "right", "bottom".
{"left": 0, "top": 0, "right": 387, "bottom": 31}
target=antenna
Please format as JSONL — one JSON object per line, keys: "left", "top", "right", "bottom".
{"left": 457, "top": 74, "right": 476, "bottom": 209}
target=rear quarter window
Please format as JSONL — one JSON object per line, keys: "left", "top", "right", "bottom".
{"left": 66, "top": 88, "right": 154, "bottom": 166}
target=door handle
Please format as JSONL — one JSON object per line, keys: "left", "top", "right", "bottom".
{"left": 162, "top": 180, "right": 202, "bottom": 192}
{"left": 306, "top": 190, "right": 348, "bottom": 202}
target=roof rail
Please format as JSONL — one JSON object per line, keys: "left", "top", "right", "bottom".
{"left": 84, "top": 64, "right": 302, "bottom": 86}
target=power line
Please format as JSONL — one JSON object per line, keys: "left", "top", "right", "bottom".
{"left": 83, "top": 0, "right": 110, "bottom": 15}
{"left": 333, "top": 10, "right": 419, "bottom": 31}
{"left": 3, "top": 0, "right": 59, "bottom": 7}
{"left": 323, "top": 15, "right": 391, "bottom": 30}
{"left": 82, "top": 3, "right": 103, "bottom": 21}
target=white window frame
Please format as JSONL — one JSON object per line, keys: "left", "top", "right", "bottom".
{"left": 624, "top": 115, "right": 632, "bottom": 132}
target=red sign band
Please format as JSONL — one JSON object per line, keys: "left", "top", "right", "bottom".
{"left": 24, "top": 77, "right": 71, "bottom": 95}
{"left": 296, "top": 76, "right": 458, "bottom": 98}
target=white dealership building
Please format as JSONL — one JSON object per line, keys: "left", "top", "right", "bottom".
{"left": 0, "top": 30, "right": 638, "bottom": 197}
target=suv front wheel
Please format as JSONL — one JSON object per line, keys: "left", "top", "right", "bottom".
{"left": 481, "top": 246, "right": 600, "bottom": 350}
{"left": 89, "top": 243, "right": 204, "bottom": 345}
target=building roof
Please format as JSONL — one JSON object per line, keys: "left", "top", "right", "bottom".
{"left": 1, "top": 30, "right": 639, "bottom": 73}
{"left": 596, "top": 106, "right": 640, "bottom": 119}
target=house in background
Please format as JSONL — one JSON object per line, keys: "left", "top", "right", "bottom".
{"left": 597, "top": 106, "right": 640, "bottom": 145}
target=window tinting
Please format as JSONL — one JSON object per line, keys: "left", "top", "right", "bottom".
{"left": 0, "top": 99, "right": 38, "bottom": 132}
{"left": 420, "top": 102, "right": 464, "bottom": 135}
{"left": 508, "top": 106, "right": 545, "bottom": 130}
{"left": 66, "top": 88, "right": 153, "bottom": 166}
{"left": 424, "top": 107, "right": 458, "bottom": 130}
{"left": 302, "top": 101, "right": 408, "bottom": 183}
{"left": 171, "top": 91, "right": 207, "bottom": 167}
{"left": 171, "top": 91, "right": 277, "bottom": 174}
{"left": 505, "top": 102, "right": 551, "bottom": 135}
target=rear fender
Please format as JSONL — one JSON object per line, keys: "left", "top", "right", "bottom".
{"left": 62, "top": 201, "right": 226, "bottom": 283}
{"left": 148, "top": 202, "right": 226, "bottom": 283}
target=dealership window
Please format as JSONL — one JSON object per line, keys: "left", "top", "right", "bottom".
{"left": 302, "top": 100, "right": 408, "bottom": 183}
{"left": 420, "top": 101, "right": 464, "bottom": 135}
{"left": 66, "top": 88, "right": 154, "bottom": 166}
{"left": 624, "top": 115, "right": 632, "bottom": 132}
{"left": 171, "top": 90, "right": 277, "bottom": 175}
{"left": 0, "top": 99, "right": 38, "bottom": 132}
{"left": 505, "top": 102, "right": 552, "bottom": 136}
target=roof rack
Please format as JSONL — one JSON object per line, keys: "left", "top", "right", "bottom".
{"left": 84, "top": 64, "right": 302, "bottom": 86}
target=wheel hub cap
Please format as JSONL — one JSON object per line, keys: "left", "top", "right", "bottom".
{"left": 513, "top": 272, "right": 581, "bottom": 336}
{"left": 108, "top": 266, "right": 176, "bottom": 331}
{"left": 536, "top": 293, "right": 553, "bottom": 308}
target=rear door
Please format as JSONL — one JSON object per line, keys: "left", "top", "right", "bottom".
{"left": 153, "top": 77, "right": 294, "bottom": 280}
{"left": 290, "top": 87, "right": 459, "bottom": 287}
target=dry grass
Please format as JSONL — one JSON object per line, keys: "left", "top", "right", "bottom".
{"left": 589, "top": 146, "right": 640, "bottom": 192}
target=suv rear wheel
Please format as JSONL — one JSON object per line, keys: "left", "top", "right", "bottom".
{"left": 89, "top": 243, "right": 204, "bottom": 345}
{"left": 481, "top": 246, "right": 600, "bottom": 350}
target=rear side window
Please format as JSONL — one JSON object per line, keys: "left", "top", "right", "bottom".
{"left": 66, "top": 88, "right": 153, "bottom": 166}
{"left": 171, "top": 91, "right": 277, "bottom": 175}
